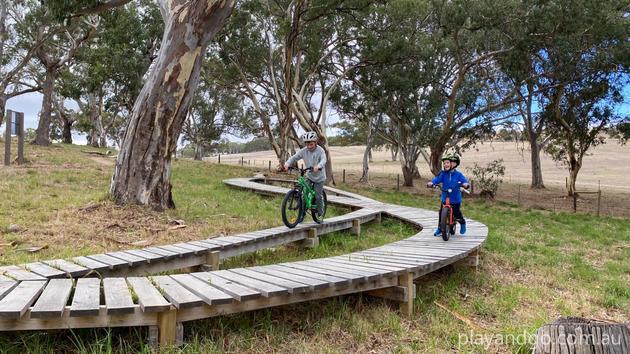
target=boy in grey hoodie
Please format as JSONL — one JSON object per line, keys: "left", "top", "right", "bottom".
{"left": 284, "top": 131, "right": 327, "bottom": 221}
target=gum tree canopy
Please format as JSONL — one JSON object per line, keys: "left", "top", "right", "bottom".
{"left": 57, "top": 0, "right": 238, "bottom": 210}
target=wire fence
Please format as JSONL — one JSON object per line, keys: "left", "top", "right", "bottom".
{"left": 211, "top": 155, "right": 630, "bottom": 218}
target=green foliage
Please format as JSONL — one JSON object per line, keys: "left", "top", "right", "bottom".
{"left": 468, "top": 159, "right": 506, "bottom": 199}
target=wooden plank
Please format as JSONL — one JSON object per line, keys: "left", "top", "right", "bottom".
{"left": 103, "top": 278, "right": 135, "bottom": 315}
{"left": 169, "top": 274, "right": 234, "bottom": 305}
{"left": 71, "top": 256, "right": 111, "bottom": 272}
{"left": 249, "top": 266, "right": 329, "bottom": 290}
{"left": 107, "top": 251, "right": 148, "bottom": 266}
{"left": 326, "top": 257, "right": 409, "bottom": 275}
{"left": 266, "top": 264, "right": 351, "bottom": 287}
{"left": 142, "top": 246, "right": 179, "bottom": 260}
{"left": 191, "top": 272, "right": 261, "bottom": 302}
{"left": 30, "top": 279, "right": 73, "bottom": 318}
{"left": 173, "top": 243, "right": 207, "bottom": 255}
{"left": 0, "top": 280, "right": 46, "bottom": 319}
{"left": 305, "top": 260, "right": 382, "bottom": 281}
{"left": 69, "top": 278, "right": 101, "bottom": 317}
{"left": 0, "top": 281, "right": 18, "bottom": 300}
{"left": 187, "top": 240, "right": 222, "bottom": 251}
{"left": 21, "top": 262, "right": 66, "bottom": 279}
{"left": 43, "top": 259, "right": 89, "bottom": 277}
{"left": 126, "top": 277, "right": 170, "bottom": 313}
{"left": 0, "top": 265, "right": 46, "bottom": 281}
{"left": 86, "top": 254, "right": 129, "bottom": 269}
{"left": 345, "top": 253, "right": 427, "bottom": 268}
{"left": 123, "top": 249, "right": 164, "bottom": 263}
{"left": 230, "top": 268, "right": 311, "bottom": 294}
{"left": 152, "top": 276, "right": 204, "bottom": 309}
{"left": 155, "top": 244, "right": 194, "bottom": 257}
{"left": 210, "top": 270, "right": 289, "bottom": 298}
{"left": 0, "top": 275, "right": 11, "bottom": 282}
{"left": 281, "top": 262, "right": 366, "bottom": 283}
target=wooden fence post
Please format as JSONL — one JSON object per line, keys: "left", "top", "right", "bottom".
{"left": 4, "top": 109, "right": 11, "bottom": 166}
{"left": 573, "top": 193, "right": 577, "bottom": 213}
{"left": 470, "top": 180, "right": 474, "bottom": 194}
{"left": 343, "top": 169, "right": 345, "bottom": 183}
{"left": 268, "top": 160, "right": 271, "bottom": 172}
{"left": 397, "top": 174, "right": 400, "bottom": 190}
{"left": 16, "top": 112, "right": 24, "bottom": 165}
{"left": 597, "top": 180, "right": 601, "bottom": 217}
{"left": 517, "top": 185, "right": 521, "bottom": 205}
{"left": 241, "top": 156, "right": 243, "bottom": 166}
{"left": 218, "top": 154, "right": 221, "bottom": 164}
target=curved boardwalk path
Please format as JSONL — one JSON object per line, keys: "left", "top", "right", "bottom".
{"left": 0, "top": 177, "right": 487, "bottom": 346}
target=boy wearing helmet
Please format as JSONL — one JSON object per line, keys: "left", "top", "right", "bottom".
{"left": 427, "top": 153, "right": 469, "bottom": 236}
{"left": 284, "top": 131, "right": 327, "bottom": 222}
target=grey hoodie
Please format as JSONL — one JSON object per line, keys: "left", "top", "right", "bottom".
{"left": 286, "top": 145, "right": 327, "bottom": 183}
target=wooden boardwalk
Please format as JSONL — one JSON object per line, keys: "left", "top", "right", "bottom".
{"left": 0, "top": 176, "right": 487, "bottom": 346}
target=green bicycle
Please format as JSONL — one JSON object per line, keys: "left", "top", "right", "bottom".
{"left": 281, "top": 166, "right": 327, "bottom": 228}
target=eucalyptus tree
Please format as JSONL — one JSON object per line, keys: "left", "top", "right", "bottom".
{"left": 13, "top": 0, "right": 98, "bottom": 146}
{"left": 423, "top": 0, "right": 527, "bottom": 176}
{"left": 181, "top": 61, "right": 252, "bottom": 160}
{"left": 214, "top": 0, "right": 371, "bottom": 183}
{"left": 59, "top": 1, "right": 162, "bottom": 148}
{"left": 48, "top": 0, "right": 238, "bottom": 210}
{"left": 0, "top": 0, "right": 46, "bottom": 125}
{"left": 534, "top": 0, "right": 630, "bottom": 196}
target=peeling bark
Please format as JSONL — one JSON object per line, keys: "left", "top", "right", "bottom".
{"left": 110, "top": 0, "right": 237, "bottom": 210}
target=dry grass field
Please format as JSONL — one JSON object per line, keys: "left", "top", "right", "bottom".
{"left": 212, "top": 140, "right": 630, "bottom": 217}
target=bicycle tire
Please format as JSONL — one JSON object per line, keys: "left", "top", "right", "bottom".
{"left": 440, "top": 207, "right": 450, "bottom": 241}
{"left": 311, "top": 191, "right": 328, "bottom": 223}
{"left": 282, "top": 189, "right": 303, "bottom": 228}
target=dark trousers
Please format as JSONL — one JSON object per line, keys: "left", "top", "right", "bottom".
{"left": 438, "top": 202, "right": 465, "bottom": 228}
{"left": 306, "top": 179, "right": 325, "bottom": 215}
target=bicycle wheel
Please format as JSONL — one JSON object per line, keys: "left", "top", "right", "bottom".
{"left": 282, "top": 189, "right": 303, "bottom": 228}
{"left": 311, "top": 191, "right": 328, "bottom": 223}
{"left": 440, "top": 207, "right": 451, "bottom": 241}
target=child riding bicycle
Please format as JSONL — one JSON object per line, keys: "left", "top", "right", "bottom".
{"left": 284, "top": 131, "right": 327, "bottom": 223}
{"left": 427, "top": 153, "right": 469, "bottom": 236}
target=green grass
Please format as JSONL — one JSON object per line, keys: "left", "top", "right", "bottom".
{"left": 0, "top": 144, "right": 628, "bottom": 353}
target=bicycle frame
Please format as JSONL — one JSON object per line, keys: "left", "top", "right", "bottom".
{"left": 296, "top": 175, "right": 316, "bottom": 209}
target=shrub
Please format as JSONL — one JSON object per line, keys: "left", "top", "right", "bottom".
{"left": 468, "top": 159, "right": 506, "bottom": 199}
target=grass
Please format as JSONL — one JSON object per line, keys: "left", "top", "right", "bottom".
{"left": 0, "top": 144, "right": 629, "bottom": 353}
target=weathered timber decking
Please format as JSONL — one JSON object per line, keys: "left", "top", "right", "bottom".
{"left": 0, "top": 176, "right": 487, "bottom": 341}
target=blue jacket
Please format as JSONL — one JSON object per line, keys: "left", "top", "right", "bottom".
{"left": 430, "top": 169, "right": 469, "bottom": 204}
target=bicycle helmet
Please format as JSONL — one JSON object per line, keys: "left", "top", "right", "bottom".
{"left": 302, "top": 131, "right": 318, "bottom": 142}
{"left": 441, "top": 153, "right": 453, "bottom": 161}
{"left": 450, "top": 153, "right": 460, "bottom": 167}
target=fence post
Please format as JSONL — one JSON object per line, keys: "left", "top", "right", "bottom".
{"left": 218, "top": 154, "right": 221, "bottom": 164}
{"left": 343, "top": 169, "right": 345, "bottom": 183}
{"left": 397, "top": 174, "right": 400, "bottom": 190}
{"left": 517, "top": 185, "right": 521, "bottom": 205}
{"left": 16, "top": 112, "right": 24, "bottom": 165}
{"left": 470, "top": 180, "right": 474, "bottom": 194}
{"left": 4, "top": 109, "right": 11, "bottom": 166}
{"left": 241, "top": 156, "right": 243, "bottom": 165}
{"left": 268, "top": 160, "right": 271, "bottom": 172}
{"left": 597, "top": 180, "right": 601, "bottom": 217}
{"left": 573, "top": 193, "right": 577, "bottom": 213}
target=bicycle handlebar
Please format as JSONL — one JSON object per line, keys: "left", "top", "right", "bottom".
{"left": 288, "top": 166, "right": 314, "bottom": 175}
{"left": 428, "top": 182, "right": 470, "bottom": 194}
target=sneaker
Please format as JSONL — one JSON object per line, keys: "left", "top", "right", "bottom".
{"left": 460, "top": 223, "right": 466, "bottom": 234}
{"left": 433, "top": 228, "right": 442, "bottom": 236}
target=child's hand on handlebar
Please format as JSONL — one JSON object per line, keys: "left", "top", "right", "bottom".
{"left": 462, "top": 183, "right": 469, "bottom": 189}
{"left": 313, "top": 166, "right": 319, "bottom": 172}
{"left": 284, "top": 164, "right": 289, "bottom": 171}
{"left": 427, "top": 182, "right": 433, "bottom": 188}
